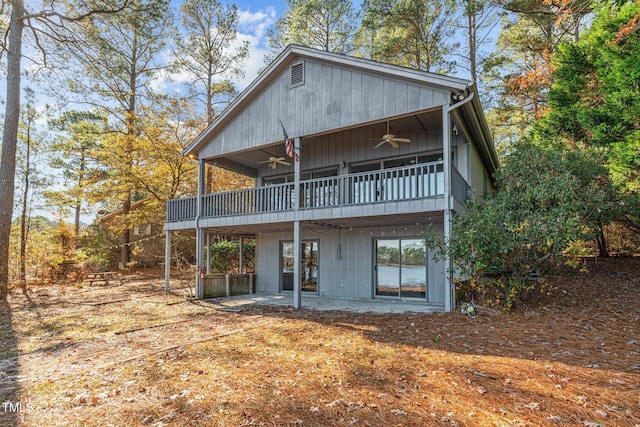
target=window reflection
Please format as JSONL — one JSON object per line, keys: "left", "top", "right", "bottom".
{"left": 375, "top": 238, "right": 426, "bottom": 299}
{"left": 281, "top": 241, "right": 318, "bottom": 293}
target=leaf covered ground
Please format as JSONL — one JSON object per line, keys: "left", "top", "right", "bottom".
{"left": 0, "top": 257, "right": 639, "bottom": 426}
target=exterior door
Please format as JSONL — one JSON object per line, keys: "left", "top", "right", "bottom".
{"left": 281, "top": 240, "right": 319, "bottom": 293}
{"left": 375, "top": 238, "right": 427, "bottom": 299}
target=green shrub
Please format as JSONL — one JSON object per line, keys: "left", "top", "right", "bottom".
{"left": 207, "top": 239, "right": 255, "bottom": 273}
{"left": 426, "top": 142, "right": 609, "bottom": 310}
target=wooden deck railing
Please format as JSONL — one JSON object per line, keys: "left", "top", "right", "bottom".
{"left": 202, "top": 181, "right": 294, "bottom": 217}
{"left": 301, "top": 162, "right": 447, "bottom": 208}
{"left": 202, "top": 273, "right": 256, "bottom": 298}
{"left": 167, "top": 161, "right": 470, "bottom": 222}
{"left": 167, "top": 196, "right": 197, "bottom": 224}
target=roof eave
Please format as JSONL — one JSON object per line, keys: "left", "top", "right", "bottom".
{"left": 183, "top": 45, "right": 474, "bottom": 159}
{"left": 459, "top": 87, "right": 499, "bottom": 176}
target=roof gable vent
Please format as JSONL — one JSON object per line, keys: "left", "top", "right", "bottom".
{"left": 290, "top": 62, "right": 304, "bottom": 87}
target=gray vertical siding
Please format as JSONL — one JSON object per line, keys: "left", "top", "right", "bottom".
{"left": 260, "top": 126, "right": 446, "bottom": 180}
{"left": 255, "top": 223, "right": 446, "bottom": 303}
{"left": 200, "top": 59, "right": 451, "bottom": 159}
{"left": 469, "top": 143, "right": 487, "bottom": 199}
{"left": 255, "top": 120, "right": 472, "bottom": 183}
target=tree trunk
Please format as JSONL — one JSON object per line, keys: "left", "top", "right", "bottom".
{"left": 467, "top": 1, "right": 478, "bottom": 84}
{"left": 207, "top": 66, "right": 214, "bottom": 125}
{"left": 74, "top": 149, "right": 86, "bottom": 239}
{"left": 596, "top": 225, "right": 609, "bottom": 257}
{"left": 19, "top": 112, "right": 32, "bottom": 290}
{"left": 0, "top": 0, "right": 25, "bottom": 299}
{"left": 120, "top": 193, "right": 131, "bottom": 268}
{"left": 120, "top": 32, "right": 140, "bottom": 269}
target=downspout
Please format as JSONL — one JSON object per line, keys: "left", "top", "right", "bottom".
{"left": 442, "top": 91, "right": 475, "bottom": 312}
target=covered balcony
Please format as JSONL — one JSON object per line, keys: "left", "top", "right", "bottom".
{"left": 166, "top": 160, "right": 470, "bottom": 225}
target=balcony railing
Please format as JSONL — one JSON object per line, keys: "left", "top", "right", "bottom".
{"left": 167, "top": 161, "right": 469, "bottom": 222}
{"left": 167, "top": 196, "right": 197, "bottom": 223}
{"left": 451, "top": 166, "right": 471, "bottom": 205}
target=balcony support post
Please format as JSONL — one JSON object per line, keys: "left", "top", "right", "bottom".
{"left": 293, "top": 136, "right": 302, "bottom": 309}
{"left": 206, "top": 233, "right": 210, "bottom": 274}
{"left": 164, "top": 230, "right": 171, "bottom": 293}
{"left": 239, "top": 236, "right": 244, "bottom": 274}
{"left": 293, "top": 220, "right": 302, "bottom": 309}
{"left": 195, "top": 158, "right": 206, "bottom": 300}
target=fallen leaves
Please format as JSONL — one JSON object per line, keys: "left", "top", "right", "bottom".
{"left": 524, "top": 402, "right": 541, "bottom": 411}
{"left": 2, "top": 258, "right": 640, "bottom": 427}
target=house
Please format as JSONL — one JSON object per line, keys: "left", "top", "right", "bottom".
{"left": 164, "top": 45, "right": 498, "bottom": 312}
{"left": 98, "top": 198, "right": 194, "bottom": 268}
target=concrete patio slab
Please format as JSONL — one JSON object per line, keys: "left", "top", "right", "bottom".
{"left": 201, "top": 292, "right": 445, "bottom": 314}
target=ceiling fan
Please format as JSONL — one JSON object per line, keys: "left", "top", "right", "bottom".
{"left": 258, "top": 156, "right": 291, "bottom": 169}
{"left": 372, "top": 121, "right": 411, "bottom": 149}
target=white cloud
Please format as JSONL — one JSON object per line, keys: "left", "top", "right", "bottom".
{"left": 238, "top": 7, "right": 276, "bottom": 38}
{"left": 234, "top": 7, "right": 277, "bottom": 90}
{"left": 34, "top": 103, "right": 51, "bottom": 127}
{"left": 152, "top": 6, "right": 276, "bottom": 99}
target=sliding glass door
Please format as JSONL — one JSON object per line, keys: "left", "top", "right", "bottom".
{"left": 375, "top": 239, "right": 427, "bottom": 299}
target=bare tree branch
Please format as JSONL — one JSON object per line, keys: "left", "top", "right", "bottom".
{"left": 21, "top": 1, "right": 131, "bottom": 23}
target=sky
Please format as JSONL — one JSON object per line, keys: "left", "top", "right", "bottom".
{"left": 169, "top": 0, "right": 288, "bottom": 91}
{"left": 3, "top": 0, "right": 291, "bottom": 223}
{"left": 8, "top": 0, "right": 290, "bottom": 128}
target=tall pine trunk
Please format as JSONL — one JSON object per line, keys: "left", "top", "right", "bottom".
{"left": 120, "top": 34, "right": 139, "bottom": 269}
{"left": 120, "top": 194, "right": 131, "bottom": 268}
{"left": 467, "top": 3, "right": 477, "bottom": 84}
{"left": 19, "top": 115, "right": 32, "bottom": 290}
{"left": 0, "top": 0, "right": 25, "bottom": 299}
{"left": 596, "top": 223, "right": 609, "bottom": 257}
{"left": 74, "top": 149, "right": 85, "bottom": 238}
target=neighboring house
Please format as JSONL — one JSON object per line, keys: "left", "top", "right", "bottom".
{"left": 99, "top": 199, "right": 194, "bottom": 268}
{"left": 164, "top": 45, "right": 498, "bottom": 312}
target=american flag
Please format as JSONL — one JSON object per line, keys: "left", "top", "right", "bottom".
{"left": 279, "top": 119, "right": 299, "bottom": 161}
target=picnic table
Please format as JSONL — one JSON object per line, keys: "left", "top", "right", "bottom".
{"left": 84, "top": 271, "right": 124, "bottom": 286}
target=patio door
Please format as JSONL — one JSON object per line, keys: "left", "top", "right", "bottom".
{"left": 281, "top": 240, "right": 319, "bottom": 293}
{"left": 375, "top": 239, "right": 427, "bottom": 299}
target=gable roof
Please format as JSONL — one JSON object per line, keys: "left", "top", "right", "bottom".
{"left": 185, "top": 45, "right": 498, "bottom": 175}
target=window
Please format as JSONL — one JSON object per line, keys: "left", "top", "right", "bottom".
{"left": 263, "top": 167, "right": 337, "bottom": 185}
{"left": 290, "top": 62, "right": 304, "bottom": 87}
{"left": 281, "top": 240, "right": 318, "bottom": 292}
{"left": 483, "top": 172, "right": 488, "bottom": 197}
{"left": 350, "top": 152, "right": 452, "bottom": 174}
{"left": 350, "top": 153, "right": 447, "bottom": 202}
{"left": 134, "top": 224, "right": 151, "bottom": 236}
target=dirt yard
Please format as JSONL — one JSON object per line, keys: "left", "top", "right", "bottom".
{"left": 0, "top": 258, "right": 639, "bottom": 426}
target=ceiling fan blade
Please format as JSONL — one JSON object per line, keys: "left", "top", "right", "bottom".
{"left": 373, "top": 140, "right": 387, "bottom": 149}
{"left": 257, "top": 160, "right": 272, "bottom": 164}
{"left": 271, "top": 162, "right": 277, "bottom": 169}
{"left": 389, "top": 140, "right": 399, "bottom": 149}
{"left": 393, "top": 137, "right": 411, "bottom": 143}
{"left": 277, "top": 160, "right": 291, "bottom": 166}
